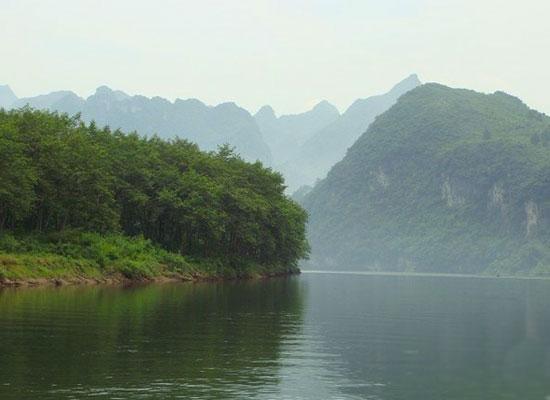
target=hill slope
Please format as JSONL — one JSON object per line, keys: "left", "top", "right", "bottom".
{"left": 303, "top": 83, "right": 550, "bottom": 275}
{"left": 12, "top": 86, "right": 272, "bottom": 164}
{"left": 281, "top": 74, "right": 421, "bottom": 191}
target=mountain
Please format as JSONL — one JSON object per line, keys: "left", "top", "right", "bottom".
{"left": 291, "top": 184, "right": 313, "bottom": 204}
{"left": 12, "top": 86, "right": 272, "bottom": 164}
{"left": 254, "top": 100, "right": 340, "bottom": 165}
{"left": 280, "top": 74, "right": 421, "bottom": 191}
{"left": 303, "top": 83, "right": 550, "bottom": 275}
{"left": 0, "top": 85, "right": 17, "bottom": 109}
{"left": 13, "top": 90, "right": 85, "bottom": 115}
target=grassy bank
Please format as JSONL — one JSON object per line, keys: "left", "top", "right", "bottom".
{"left": 0, "top": 231, "right": 299, "bottom": 287}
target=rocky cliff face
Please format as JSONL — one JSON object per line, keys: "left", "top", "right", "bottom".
{"left": 304, "top": 83, "right": 550, "bottom": 275}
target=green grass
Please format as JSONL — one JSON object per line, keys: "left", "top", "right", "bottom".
{"left": 0, "top": 231, "right": 296, "bottom": 284}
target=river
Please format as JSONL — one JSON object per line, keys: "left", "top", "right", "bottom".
{"left": 1, "top": 271, "right": 550, "bottom": 399}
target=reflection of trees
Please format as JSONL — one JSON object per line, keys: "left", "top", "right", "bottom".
{"left": 0, "top": 278, "right": 304, "bottom": 399}
{"left": 306, "top": 274, "right": 550, "bottom": 399}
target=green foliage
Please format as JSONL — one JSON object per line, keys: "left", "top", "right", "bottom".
{"left": 0, "top": 109, "right": 308, "bottom": 279}
{"left": 0, "top": 231, "right": 195, "bottom": 280}
{"left": 304, "top": 84, "right": 550, "bottom": 275}
{"left": 0, "top": 118, "right": 36, "bottom": 227}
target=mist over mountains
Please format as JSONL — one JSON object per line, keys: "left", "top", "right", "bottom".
{"left": 254, "top": 100, "right": 340, "bottom": 166}
{"left": 4, "top": 86, "right": 272, "bottom": 165}
{"left": 274, "top": 74, "right": 421, "bottom": 191}
{"left": 1, "top": 75, "right": 420, "bottom": 191}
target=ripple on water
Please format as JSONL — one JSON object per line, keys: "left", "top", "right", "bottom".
{"left": 1, "top": 274, "right": 550, "bottom": 399}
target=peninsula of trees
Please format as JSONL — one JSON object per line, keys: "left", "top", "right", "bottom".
{"left": 0, "top": 108, "right": 309, "bottom": 284}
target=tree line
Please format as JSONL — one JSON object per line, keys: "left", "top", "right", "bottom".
{"left": 0, "top": 108, "right": 309, "bottom": 268}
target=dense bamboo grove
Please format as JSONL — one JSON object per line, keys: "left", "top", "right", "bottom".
{"left": 0, "top": 108, "right": 309, "bottom": 271}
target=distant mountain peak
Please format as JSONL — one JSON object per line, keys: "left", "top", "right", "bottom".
{"left": 92, "top": 85, "right": 130, "bottom": 101}
{"left": 215, "top": 101, "right": 249, "bottom": 115}
{"left": 95, "top": 85, "right": 112, "bottom": 93}
{"left": 0, "top": 84, "right": 15, "bottom": 95}
{"left": 345, "top": 74, "right": 421, "bottom": 115}
{"left": 174, "top": 97, "right": 206, "bottom": 108}
{"left": 255, "top": 105, "right": 277, "bottom": 120}
{"left": 389, "top": 73, "right": 422, "bottom": 95}
{"left": 0, "top": 85, "right": 18, "bottom": 108}
{"left": 312, "top": 100, "right": 339, "bottom": 115}
{"left": 216, "top": 101, "right": 239, "bottom": 108}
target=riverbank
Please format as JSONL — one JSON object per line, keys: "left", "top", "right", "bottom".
{"left": 0, "top": 259, "right": 300, "bottom": 288}
{"left": 0, "top": 232, "right": 300, "bottom": 288}
{"left": 0, "top": 268, "right": 300, "bottom": 288}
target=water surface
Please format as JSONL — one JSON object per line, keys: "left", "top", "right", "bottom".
{"left": 1, "top": 272, "right": 550, "bottom": 399}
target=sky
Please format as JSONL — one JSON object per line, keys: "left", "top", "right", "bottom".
{"left": 2, "top": 0, "right": 550, "bottom": 115}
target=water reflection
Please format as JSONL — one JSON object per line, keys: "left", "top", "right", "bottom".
{"left": 1, "top": 273, "right": 550, "bottom": 399}
{"left": 0, "top": 278, "right": 304, "bottom": 399}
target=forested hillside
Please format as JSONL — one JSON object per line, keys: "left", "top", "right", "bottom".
{"left": 304, "top": 83, "right": 550, "bottom": 275}
{"left": 0, "top": 109, "right": 308, "bottom": 283}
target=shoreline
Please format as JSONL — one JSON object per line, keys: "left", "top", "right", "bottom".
{"left": 0, "top": 268, "right": 301, "bottom": 289}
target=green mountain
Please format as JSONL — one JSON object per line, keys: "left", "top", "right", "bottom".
{"left": 303, "top": 83, "right": 550, "bottom": 275}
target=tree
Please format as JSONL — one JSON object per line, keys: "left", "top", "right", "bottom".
{"left": 0, "top": 114, "right": 36, "bottom": 229}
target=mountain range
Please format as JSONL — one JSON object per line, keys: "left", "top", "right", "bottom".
{"left": 3, "top": 86, "right": 272, "bottom": 164}
{"left": 270, "top": 74, "right": 421, "bottom": 191}
{"left": 4, "top": 78, "right": 549, "bottom": 275}
{"left": 1, "top": 75, "right": 421, "bottom": 191}
{"left": 254, "top": 100, "right": 340, "bottom": 166}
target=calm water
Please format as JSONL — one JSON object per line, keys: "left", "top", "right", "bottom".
{"left": 1, "top": 272, "right": 550, "bottom": 399}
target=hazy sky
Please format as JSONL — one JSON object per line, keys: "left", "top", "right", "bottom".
{"left": 2, "top": 0, "right": 549, "bottom": 115}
